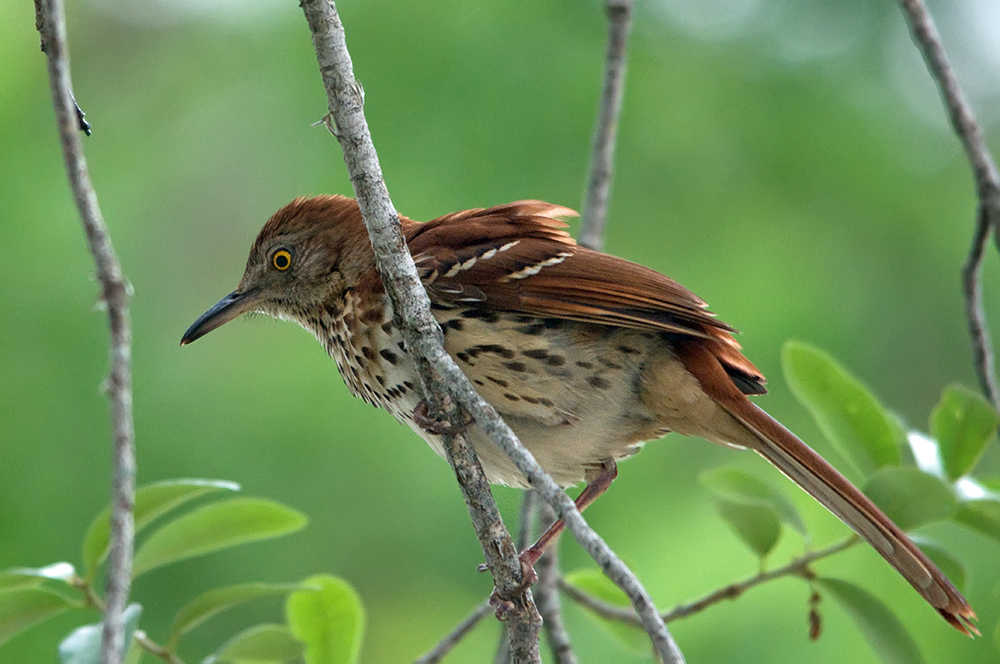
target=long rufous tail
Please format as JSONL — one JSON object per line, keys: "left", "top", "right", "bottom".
{"left": 677, "top": 341, "right": 977, "bottom": 635}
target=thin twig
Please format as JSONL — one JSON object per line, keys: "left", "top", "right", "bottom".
{"left": 535, "top": 503, "right": 577, "bottom": 664}
{"left": 560, "top": 537, "right": 859, "bottom": 627}
{"left": 134, "top": 633, "right": 186, "bottom": 664}
{"left": 298, "top": 2, "right": 681, "bottom": 662}
{"left": 414, "top": 600, "right": 493, "bottom": 664}
{"left": 515, "top": 490, "right": 540, "bottom": 552}
{"left": 963, "top": 209, "right": 997, "bottom": 405}
{"left": 897, "top": 0, "right": 1000, "bottom": 410}
{"left": 34, "top": 2, "right": 136, "bottom": 664}
{"left": 578, "top": 0, "right": 633, "bottom": 252}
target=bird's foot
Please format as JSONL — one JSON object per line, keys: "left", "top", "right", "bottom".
{"left": 413, "top": 399, "right": 475, "bottom": 436}
{"left": 483, "top": 556, "right": 539, "bottom": 618}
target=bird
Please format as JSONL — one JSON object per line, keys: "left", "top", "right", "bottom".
{"left": 181, "top": 194, "right": 976, "bottom": 634}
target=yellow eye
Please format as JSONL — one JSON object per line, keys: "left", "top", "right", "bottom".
{"left": 272, "top": 249, "right": 292, "bottom": 271}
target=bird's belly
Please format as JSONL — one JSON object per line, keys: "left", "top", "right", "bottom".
{"left": 433, "top": 310, "right": 667, "bottom": 486}
{"left": 328, "top": 307, "right": 668, "bottom": 488}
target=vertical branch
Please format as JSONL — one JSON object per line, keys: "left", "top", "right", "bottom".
{"left": 578, "top": 0, "right": 633, "bottom": 252}
{"left": 897, "top": 0, "right": 1000, "bottom": 409}
{"left": 534, "top": 503, "right": 577, "bottom": 664}
{"left": 496, "top": 490, "right": 542, "bottom": 664}
{"left": 34, "top": 1, "right": 136, "bottom": 663}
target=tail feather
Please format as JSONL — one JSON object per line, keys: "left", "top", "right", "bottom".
{"left": 676, "top": 341, "right": 978, "bottom": 635}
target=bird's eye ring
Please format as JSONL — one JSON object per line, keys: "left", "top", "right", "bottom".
{"left": 272, "top": 249, "right": 292, "bottom": 271}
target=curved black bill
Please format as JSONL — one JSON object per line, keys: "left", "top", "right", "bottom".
{"left": 180, "top": 289, "right": 258, "bottom": 346}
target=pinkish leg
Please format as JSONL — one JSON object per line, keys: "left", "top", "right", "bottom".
{"left": 520, "top": 460, "right": 618, "bottom": 568}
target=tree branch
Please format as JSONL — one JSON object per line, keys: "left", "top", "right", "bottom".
{"left": 578, "top": 0, "right": 633, "bottom": 252}
{"left": 298, "top": 2, "right": 541, "bottom": 660}
{"left": 535, "top": 503, "right": 577, "bottom": 664}
{"left": 297, "top": 2, "right": 682, "bottom": 662}
{"left": 897, "top": 0, "right": 1000, "bottom": 410}
{"left": 560, "top": 537, "right": 859, "bottom": 627}
{"left": 34, "top": 2, "right": 136, "bottom": 663}
{"left": 414, "top": 600, "right": 493, "bottom": 664}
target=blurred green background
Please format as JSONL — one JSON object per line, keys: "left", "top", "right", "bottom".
{"left": 3, "top": 0, "right": 1000, "bottom": 661}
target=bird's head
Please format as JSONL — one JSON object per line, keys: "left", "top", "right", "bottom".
{"left": 181, "top": 195, "right": 373, "bottom": 345}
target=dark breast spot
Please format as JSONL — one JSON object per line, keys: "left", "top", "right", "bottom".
{"left": 545, "top": 355, "right": 566, "bottom": 367}
{"left": 474, "top": 344, "right": 516, "bottom": 359}
{"left": 360, "top": 308, "right": 383, "bottom": 324}
{"left": 361, "top": 346, "right": 376, "bottom": 361}
{"left": 379, "top": 349, "right": 399, "bottom": 365}
{"left": 588, "top": 376, "right": 611, "bottom": 390}
{"left": 461, "top": 308, "right": 501, "bottom": 323}
{"left": 503, "top": 361, "right": 527, "bottom": 373}
{"left": 486, "top": 376, "right": 509, "bottom": 388}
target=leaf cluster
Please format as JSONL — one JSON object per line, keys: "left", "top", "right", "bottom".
{"left": 564, "top": 341, "right": 999, "bottom": 663}
{"left": 0, "top": 480, "right": 365, "bottom": 664}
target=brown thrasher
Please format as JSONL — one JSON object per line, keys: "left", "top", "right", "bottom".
{"left": 182, "top": 195, "right": 975, "bottom": 634}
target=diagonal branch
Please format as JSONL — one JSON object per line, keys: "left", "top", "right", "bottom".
{"left": 298, "top": 2, "right": 540, "bottom": 660}
{"left": 560, "top": 537, "right": 859, "bottom": 627}
{"left": 297, "top": 2, "right": 682, "bottom": 662}
{"left": 34, "top": 1, "right": 136, "bottom": 663}
{"left": 897, "top": 0, "right": 1000, "bottom": 410}
{"left": 414, "top": 600, "right": 493, "bottom": 664}
{"left": 579, "top": 0, "right": 633, "bottom": 252}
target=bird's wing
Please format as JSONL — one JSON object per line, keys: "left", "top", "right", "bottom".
{"left": 404, "top": 201, "right": 766, "bottom": 394}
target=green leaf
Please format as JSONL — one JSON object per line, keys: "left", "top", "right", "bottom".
{"left": 82, "top": 478, "right": 241, "bottom": 578}
{"left": 700, "top": 466, "right": 806, "bottom": 534}
{"left": 908, "top": 537, "right": 966, "bottom": 593}
{"left": 715, "top": 499, "right": 782, "bottom": 558}
{"left": 862, "top": 467, "right": 957, "bottom": 530}
{"left": 783, "top": 341, "right": 902, "bottom": 475}
{"left": 286, "top": 575, "right": 365, "bottom": 664}
{"left": 818, "top": 578, "right": 925, "bottom": 664}
{"left": 170, "top": 582, "right": 311, "bottom": 648}
{"left": 0, "top": 588, "right": 76, "bottom": 645}
{"left": 562, "top": 569, "right": 647, "bottom": 653}
{"left": 206, "top": 624, "right": 304, "bottom": 663}
{"left": 132, "top": 498, "right": 306, "bottom": 578}
{"left": 59, "top": 604, "right": 142, "bottom": 664}
{"left": 0, "top": 563, "right": 75, "bottom": 590}
{"left": 953, "top": 499, "right": 1000, "bottom": 544}
{"left": 931, "top": 385, "right": 999, "bottom": 481}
